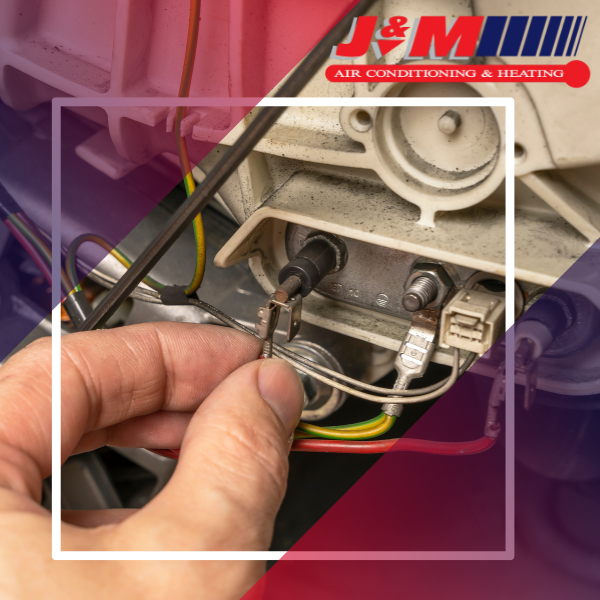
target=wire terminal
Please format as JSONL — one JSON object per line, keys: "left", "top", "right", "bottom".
{"left": 256, "top": 295, "right": 302, "bottom": 359}
{"left": 393, "top": 309, "right": 439, "bottom": 391}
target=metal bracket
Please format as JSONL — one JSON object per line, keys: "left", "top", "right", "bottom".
{"left": 518, "top": 358, "right": 539, "bottom": 411}
{"left": 515, "top": 336, "right": 541, "bottom": 410}
{"left": 256, "top": 295, "right": 303, "bottom": 344}
{"left": 269, "top": 295, "right": 303, "bottom": 342}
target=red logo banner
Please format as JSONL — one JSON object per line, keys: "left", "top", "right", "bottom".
{"left": 326, "top": 60, "right": 590, "bottom": 88}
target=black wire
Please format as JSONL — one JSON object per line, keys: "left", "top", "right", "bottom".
{"left": 79, "top": 0, "right": 379, "bottom": 331}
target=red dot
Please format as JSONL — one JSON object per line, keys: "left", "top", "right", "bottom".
{"left": 565, "top": 60, "right": 590, "bottom": 88}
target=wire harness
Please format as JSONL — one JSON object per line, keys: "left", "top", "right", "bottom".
{"left": 84, "top": 266, "right": 478, "bottom": 405}
{"left": 1, "top": 183, "right": 71, "bottom": 295}
{"left": 102, "top": 279, "right": 501, "bottom": 457}
{"left": 295, "top": 413, "right": 396, "bottom": 440}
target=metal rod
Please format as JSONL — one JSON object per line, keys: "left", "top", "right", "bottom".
{"left": 80, "top": 0, "right": 377, "bottom": 331}
{"left": 273, "top": 275, "right": 302, "bottom": 303}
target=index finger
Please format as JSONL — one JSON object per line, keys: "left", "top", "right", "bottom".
{"left": 0, "top": 322, "right": 261, "bottom": 503}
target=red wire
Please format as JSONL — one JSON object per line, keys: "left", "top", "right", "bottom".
{"left": 291, "top": 436, "right": 495, "bottom": 455}
{"left": 148, "top": 437, "right": 495, "bottom": 459}
{"left": 148, "top": 448, "right": 181, "bottom": 459}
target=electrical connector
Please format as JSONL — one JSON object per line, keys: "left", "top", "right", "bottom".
{"left": 440, "top": 288, "right": 505, "bottom": 354}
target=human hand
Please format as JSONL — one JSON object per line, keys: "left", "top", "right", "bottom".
{"left": 0, "top": 322, "right": 304, "bottom": 599}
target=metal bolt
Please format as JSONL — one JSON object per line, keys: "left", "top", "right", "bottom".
{"left": 402, "top": 276, "right": 438, "bottom": 312}
{"left": 438, "top": 110, "right": 462, "bottom": 135}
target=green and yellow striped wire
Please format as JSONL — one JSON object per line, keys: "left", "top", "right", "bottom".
{"left": 174, "top": 0, "right": 206, "bottom": 296}
{"left": 6, "top": 212, "right": 71, "bottom": 294}
{"left": 294, "top": 413, "right": 396, "bottom": 441}
{"left": 65, "top": 0, "right": 206, "bottom": 297}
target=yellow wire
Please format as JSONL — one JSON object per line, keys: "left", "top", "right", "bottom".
{"left": 294, "top": 413, "right": 387, "bottom": 440}
{"left": 183, "top": 173, "right": 206, "bottom": 295}
{"left": 177, "top": 0, "right": 206, "bottom": 296}
{"left": 332, "top": 413, "right": 387, "bottom": 431}
{"left": 296, "top": 415, "right": 395, "bottom": 440}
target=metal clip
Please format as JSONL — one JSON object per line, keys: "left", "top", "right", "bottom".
{"left": 515, "top": 337, "right": 539, "bottom": 410}
{"left": 256, "top": 304, "right": 279, "bottom": 341}
{"left": 485, "top": 361, "right": 505, "bottom": 438}
{"left": 519, "top": 359, "right": 538, "bottom": 411}
{"left": 268, "top": 295, "right": 302, "bottom": 342}
{"left": 256, "top": 294, "right": 303, "bottom": 359}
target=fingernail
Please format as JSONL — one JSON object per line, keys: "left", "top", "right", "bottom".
{"left": 258, "top": 359, "right": 304, "bottom": 435}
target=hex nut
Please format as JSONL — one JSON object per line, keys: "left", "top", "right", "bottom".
{"left": 405, "top": 262, "right": 453, "bottom": 309}
{"left": 303, "top": 231, "right": 348, "bottom": 273}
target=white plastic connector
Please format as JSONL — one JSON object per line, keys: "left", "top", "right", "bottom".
{"left": 440, "top": 289, "right": 505, "bottom": 354}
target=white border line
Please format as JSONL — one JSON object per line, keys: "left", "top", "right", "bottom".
{"left": 51, "top": 99, "right": 62, "bottom": 557}
{"left": 504, "top": 98, "right": 516, "bottom": 561}
{"left": 52, "top": 96, "right": 514, "bottom": 560}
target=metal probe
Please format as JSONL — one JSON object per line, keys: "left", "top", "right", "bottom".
{"left": 79, "top": 0, "right": 379, "bottom": 331}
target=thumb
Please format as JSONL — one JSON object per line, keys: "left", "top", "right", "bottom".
{"left": 103, "top": 358, "right": 304, "bottom": 551}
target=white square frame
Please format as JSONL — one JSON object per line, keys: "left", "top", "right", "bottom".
{"left": 52, "top": 96, "right": 515, "bottom": 560}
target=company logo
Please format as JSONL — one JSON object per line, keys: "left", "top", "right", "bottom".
{"left": 331, "top": 15, "right": 587, "bottom": 60}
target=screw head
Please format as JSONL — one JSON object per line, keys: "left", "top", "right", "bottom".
{"left": 402, "top": 292, "right": 423, "bottom": 312}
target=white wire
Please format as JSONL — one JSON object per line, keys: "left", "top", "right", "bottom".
{"left": 187, "top": 298, "right": 461, "bottom": 404}
{"left": 276, "top": 346, "right": 460, "bottom": 404}
{"left": 275, "top": 341, "right": 475, "bottom": 395}
{"left": 85, "top": 272, "right": 464, "bottom": 404}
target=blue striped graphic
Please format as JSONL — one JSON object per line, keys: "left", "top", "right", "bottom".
{"left": 522, "top": 16, "right": 547, "bottom": 56}
{"left": 566, "top": 16, "right": 582, "bottom": 55}
{"left": 555, "top": 16, "right": 574, "bottom": 56}
{"left": 540, "top": 16, "right": 562, "bottom": 56}
{"left": 500, "top": 16, "right": 528, "bottom": 56}
{"left": 476, "top": 16, "right": 507, "bottom": 56}
{"left": 575, "top": 16, "right": 587, "bottom": 55}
